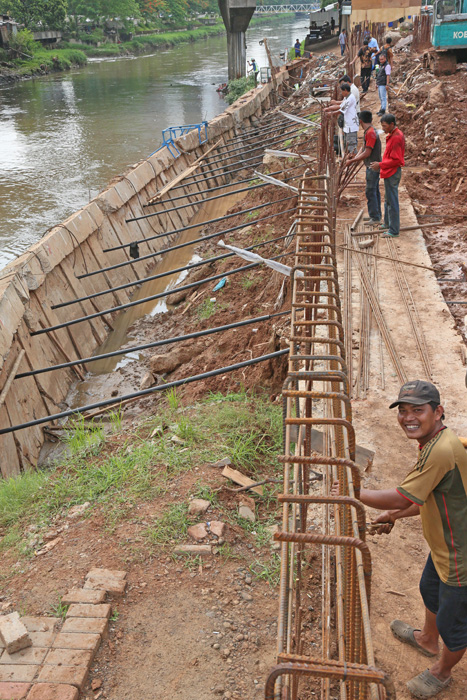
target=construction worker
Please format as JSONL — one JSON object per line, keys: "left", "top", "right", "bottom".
{"left": 324, "top": 82, "right": 359, "bottom": 154}
{"left": 370, "top": 113, "right": 405, "bottom": 238}
{"left": 294, "top": 39, "right": 301, "bottom": 57}
{"left": 346, "top": 110, "right": 381, "bottom": 225}
{"left": 334, "top": 380, "right": 467, "bottom": 698}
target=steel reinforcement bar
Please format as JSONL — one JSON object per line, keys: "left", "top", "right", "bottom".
{"left": 268, "top": 167, "right": 392, "bottom": 699}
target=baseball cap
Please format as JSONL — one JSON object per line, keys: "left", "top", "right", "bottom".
{"left": 389, "top": 380, "right": 440, "bottom": 409}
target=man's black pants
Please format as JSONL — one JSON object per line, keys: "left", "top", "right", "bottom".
{"left": 361, "top": 68, "right": 371, "bottom": 93}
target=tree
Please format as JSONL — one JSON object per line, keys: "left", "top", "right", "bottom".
{"left": 2, "top": 0, "right": 67, "bottom": 28}
{"left": 68, "top": 0, "right": 139, "bottom": 23}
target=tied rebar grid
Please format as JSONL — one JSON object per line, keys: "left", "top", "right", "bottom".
{"left": 268, "top": 172, "right": 389, "bottom": 700}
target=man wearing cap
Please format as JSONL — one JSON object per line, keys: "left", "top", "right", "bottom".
{"left": 339, "top": 380, "right": 467, "bottom": 698}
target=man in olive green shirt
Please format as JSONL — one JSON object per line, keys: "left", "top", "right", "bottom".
{"left": 352, "top": 381, "right": 467, "bottom": 698}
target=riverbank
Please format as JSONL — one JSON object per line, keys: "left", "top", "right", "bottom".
{"left": 0, "top": 13, "right": 295, "bottom": 84}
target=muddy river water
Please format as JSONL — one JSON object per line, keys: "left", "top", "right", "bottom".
{"left": 0, "top": 16, "right": 311, "bottom": 269}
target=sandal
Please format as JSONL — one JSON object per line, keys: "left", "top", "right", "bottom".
{"left": 407, "top": 669, "right": 452, "bottom": 698}
{"left": 390, "top": 620, "right": 437, "bottom": 657}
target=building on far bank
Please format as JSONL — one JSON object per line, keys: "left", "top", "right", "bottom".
{"left": 341, "top": 0, "right": 421, "bottom": 28}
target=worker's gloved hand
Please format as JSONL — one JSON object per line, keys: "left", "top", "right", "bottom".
{"left": 370, "top": 511, "right": 395, "bottom": 535}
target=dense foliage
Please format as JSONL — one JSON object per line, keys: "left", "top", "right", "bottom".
{"left": 0, "top": 0, "right": 221, "bottom": 29}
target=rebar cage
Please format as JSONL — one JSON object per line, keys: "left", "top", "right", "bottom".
{"left": 266, "top": 168, "right": 395, "bottom": 700}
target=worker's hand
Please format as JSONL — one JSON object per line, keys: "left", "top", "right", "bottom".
{"left": 369, "top": 162, "right": 381, "bottom": 172}
{"left": 331, "top": 480, "right": 340, "bottom": 497}
{"left": 370, "top": 511, "right": 395, "bottom": 535}
{"left": 346, "top": 158, "right": 355, "bottom": 166}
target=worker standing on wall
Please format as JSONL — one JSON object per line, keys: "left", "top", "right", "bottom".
{"left": 346, "top": 110, "right": 381, "bottom": 225}
{"left": 294, "top": 39, "right": 301, "bottom": 57}
{"left": 334, "top": 380, "right": 467, "bottom": 699}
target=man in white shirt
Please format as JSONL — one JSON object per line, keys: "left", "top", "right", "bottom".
{"left": 368, "top": 35, "right": 379, "bottom": 69}
{"left": 339, "top": 74, "right": 360, "bottom": 111}
{"left": 324, "top": 83, "right": 359, "bottom": 153}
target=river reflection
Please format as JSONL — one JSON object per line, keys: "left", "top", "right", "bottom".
{"left": 0, "top": 17, "right": 310, "bottom": 268}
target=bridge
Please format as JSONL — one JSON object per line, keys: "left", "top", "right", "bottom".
{"left": 254, "top": 4, "right": 319, "bottom": 13}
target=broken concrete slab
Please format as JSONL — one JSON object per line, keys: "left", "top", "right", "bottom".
{"left": 0, "top": 614, "right": 32, "bottom": 655}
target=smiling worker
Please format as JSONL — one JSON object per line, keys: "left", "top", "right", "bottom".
{"left": 337, "top": 380, "right": 467, "bottom": 698}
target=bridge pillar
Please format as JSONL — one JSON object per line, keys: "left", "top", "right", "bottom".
{"left": 218, "top": 0, "right": 257, "bottom": 80}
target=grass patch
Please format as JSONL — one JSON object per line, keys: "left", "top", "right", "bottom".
{"left": 196, "top": 298, "right": 218, "bottom": 320}
{"left": 144, "top": 503, "right": 191, "bottom": 546}
{"left": 0, "top": 389, "right": 282, "bottom": 560}
{"left": 249, "top": 553, "right": 281, "bottom": 587}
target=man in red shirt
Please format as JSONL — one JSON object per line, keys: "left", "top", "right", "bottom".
{"left": 370, "top": 113, "right": 405, "bottom": 237}
{"left": 346, "top": 110, "right": 382, "bottom": 224}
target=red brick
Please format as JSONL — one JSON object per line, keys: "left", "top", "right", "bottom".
{"left": 44, "top": 649, "right": 93, "bottom": 667}
{"left": 61, "top": 618, "right": 108, "bottom": 637}
{"left": 0, "top": 649, "right": 48, "bottom": 666}
{"left": 65, "top": 604, "right": 111, "bottom": 619}
{"left": 83, "top": 569, "right": 126, "bottom": 596}
{"left": 61, "top": 589, "right": 105, "bottom": 606}
{"left": 19, "top": 619, "right": 58, "bottom": 635}
{"left": 36, "top": 666, "right": 88, "bottom": 691}
{"left": 52, "top": 633, "right": 100, "bottom": 654}
{"left": 26, "top": 632, "right": 56, "bottom": 648}
{"left": 0, "top": 667, "right": 38, "bottom": 683}
{"left": 26, "top": 685, "right": 78, "bottom": 700}
{"left": 0, "top": 682, "right": 31, "bottom": 699}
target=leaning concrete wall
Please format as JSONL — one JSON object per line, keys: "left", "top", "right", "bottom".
{"left": 0, "top": 71, "right": 287, "bottom": 478}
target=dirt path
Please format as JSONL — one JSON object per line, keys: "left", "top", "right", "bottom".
{"left": 336, "top": 78, "right": 467, "bottom": 696}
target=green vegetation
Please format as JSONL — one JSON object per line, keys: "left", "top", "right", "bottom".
{"left": 0, "top": 390, "right": 282, "bottom": 562}
{"left": 49, "top": 596, "right": 70, "bottom": 620}
{"left": 225, "top": 74, "right": 256, "bottom": 106}
{"left": 196, "top": 298, "right": 218, "bottom": 320}
{"left": 249, "top": 553, "right": 281, "bottom": 586}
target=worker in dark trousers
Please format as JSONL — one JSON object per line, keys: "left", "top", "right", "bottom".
{"left": 346, "top": 110, "right": 382, "bottom": 224}
{"left": 370, "top": 113, "right": 405, "bottom": 237}
{"left": 333, "top": 380, "right": 467, "bottom": 699}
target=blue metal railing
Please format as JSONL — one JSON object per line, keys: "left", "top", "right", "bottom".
{"left": 150, "top": 121, "right": 209, "bottom": 158}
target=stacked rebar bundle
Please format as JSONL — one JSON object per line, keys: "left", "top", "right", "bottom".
{"left": 265, "top": 164, "right": 393, "bottom": 697}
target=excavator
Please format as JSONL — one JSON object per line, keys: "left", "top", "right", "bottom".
{"left": 425, "top": 0, "right": 467, "bottom": 73}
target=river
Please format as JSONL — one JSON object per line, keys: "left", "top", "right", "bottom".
{"left": 0, "top": 16, "right": 311, "bottom": 269}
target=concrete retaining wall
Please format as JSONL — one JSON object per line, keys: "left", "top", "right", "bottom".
{"left": 0, "top": 70, "right": 287, "bottom": 478}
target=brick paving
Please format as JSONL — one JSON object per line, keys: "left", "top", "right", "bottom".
{"left": 0, "top": 568, "right": 126, "bottom": 698}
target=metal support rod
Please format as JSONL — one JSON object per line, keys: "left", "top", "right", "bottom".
{"left": 0, "top": 349, "right": 289, "bottom": 435}
{"left": 144, "top": 163, "right": 304, "bottom": 209}
{"left": 143, "top": 169, "right": 303, "bottom": 217}
{"left": 77, "top": 206, "right": 296, "bottom": 280}
{"left": 120, "top": 194, "right": 296, "bottom": 245}
{"left": 54, "top": 232, "right": 292, "bottom": 309}
{"left": 17, "top": 311, "right": 291, "bottom": 379}
{"left": 33, "top": 253, "right": 291, "bottom": 336}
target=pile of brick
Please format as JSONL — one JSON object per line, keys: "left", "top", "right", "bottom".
{"left": 0, "top": 568, "right": 127, "bottom": 700}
